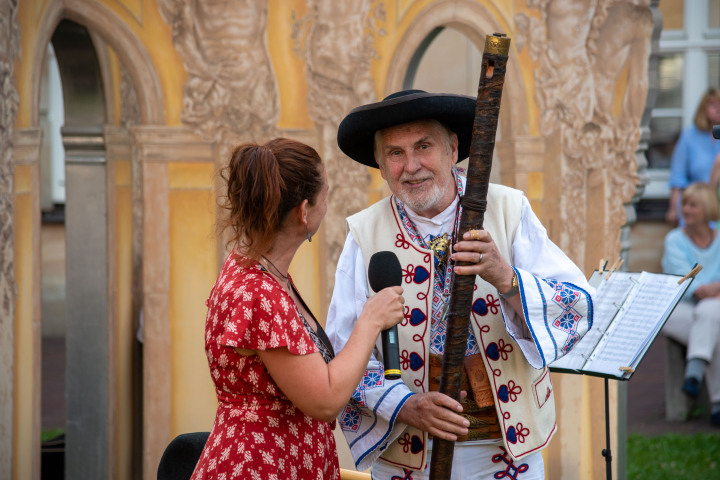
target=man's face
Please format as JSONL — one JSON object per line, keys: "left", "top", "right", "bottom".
{"left": 376, "top": 119, "right": 459, "bottom": 218}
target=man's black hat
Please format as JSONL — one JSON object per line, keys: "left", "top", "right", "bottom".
{"left": 336, "top": 89, "right": 476, "bottom": 168}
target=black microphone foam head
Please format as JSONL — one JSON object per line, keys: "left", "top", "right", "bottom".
{"left": 714, "top": 124, "right": 720, "bottom": 140}
{"left": 368, "top": 251, "right": 403, "bottom": 292}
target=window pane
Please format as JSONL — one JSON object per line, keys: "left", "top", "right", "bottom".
{"left": 655, "top": 54, "right": 684, "bottom": 109}
{"left": 648, "top": 117, "right": 682, "bottom": 169}
{"left": 709, "top": 51, "right": 720, "bottom": 87}
{"left": 711, "top": 0, "right": 720, "bottom": 28}
{"left": 659, "top": 0, "right": 684, "bottom": 30}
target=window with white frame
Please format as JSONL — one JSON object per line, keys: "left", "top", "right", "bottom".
{"left": 643, "top": 0, "right": 720, "bottom": 203}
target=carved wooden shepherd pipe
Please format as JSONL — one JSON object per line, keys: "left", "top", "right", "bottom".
{"left": 428, "top": 33, "right": 511, "bottom": 480}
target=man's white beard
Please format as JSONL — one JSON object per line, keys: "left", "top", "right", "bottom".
{"left": 398, "top": 180, "right": 446, "bottom": 216}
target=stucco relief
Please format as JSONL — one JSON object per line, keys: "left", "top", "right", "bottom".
{"left": 0, "top": 0, "right": 20, "bottom": 475}
{"left": 119, "top": 64, "right": 146, "bottom": 342}
{"left": 293, "top": 0, "right": 379, "bottom": 298}
{"left": 159, "top": 0, "right": 279, "bottom": 155}
{"left": 120, "top": 64, "right": 142, "bottom": 130}
{"left": 515, "top": 0, "right": 653, "bottom": 259}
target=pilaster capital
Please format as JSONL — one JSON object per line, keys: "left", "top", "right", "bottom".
{"left": 130, "top": 126, "right": 213, "bottom": 164}
{"left": 11, "top": 128, "right": 43, "bottom": 166}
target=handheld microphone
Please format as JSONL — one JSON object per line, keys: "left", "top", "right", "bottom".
{"left": 713, "top": 124, "right": 720, "bottom": 140}
{"left": 367, "top": 251, "right": 403, "bottom": 380}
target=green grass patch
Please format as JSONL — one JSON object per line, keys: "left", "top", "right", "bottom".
{"left": 41, "top": 428, "right": 64, "bottom": 443}
{"left": 628, "top": 433, "right": 720, "bottom": 479}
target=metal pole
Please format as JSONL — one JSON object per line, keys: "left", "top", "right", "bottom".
{"left": 602, "top": 377, "right": 613, "bottom": 480}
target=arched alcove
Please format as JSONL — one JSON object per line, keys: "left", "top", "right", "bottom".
{"left": 31, "top": 0, "right": 165, "bottom": 126}
{"left": 381, "top": 0, "right": 530, "bottom": 202}
{"left": 52, "top": 20, "right": 106, "bottom": 125}
{"left": 46, "top": 18, "right": 114, "bottom": 480}
{"left": 401, "top": 25, "right": 503, "bottom": 184}
{"left": 29, "top": 2, "right": 161, "bottom": 478}
{"left": 385, "top": 0, "right": 530, "bottom": 187}
{"left": 403, "top": 26, "right": 482, "bottom": 97}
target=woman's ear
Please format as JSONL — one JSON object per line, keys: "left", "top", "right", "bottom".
{"left": 298, "top": 199, "right": 309, "bottom": 225}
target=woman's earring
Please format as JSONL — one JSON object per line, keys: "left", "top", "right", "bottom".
{"left": 306, "top": 224, "right": 312, "bottom": 242}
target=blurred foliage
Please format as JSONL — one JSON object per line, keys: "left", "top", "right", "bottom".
{"left": 41, "top": 428, "right": 64, "bottom": 443}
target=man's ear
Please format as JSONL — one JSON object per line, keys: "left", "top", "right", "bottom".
{"left": 450, "top": 133, "right": 459, "bottom": 163}
{"left": 378, "top": 161, "right": 387, "bottom": 180}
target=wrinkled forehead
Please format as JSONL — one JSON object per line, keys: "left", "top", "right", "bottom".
{"left": 376, "top": 119, "right": 452, "bottom": 145}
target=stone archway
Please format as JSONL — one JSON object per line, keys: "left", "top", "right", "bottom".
{"left": 384, "top": 0, "right": 531, "bottom": 191}
{"left": 30, "top": 0, "right": 165, "bottom": 127}
{"left": 49, "top": 19, "right": 112, "bottom": 480}
{"left": 20, "top": 3, "right": 167, "bottom": 479}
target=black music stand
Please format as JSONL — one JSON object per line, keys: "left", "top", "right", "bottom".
{"left": 549, "top": 266, "right": 697, "bottom": 479}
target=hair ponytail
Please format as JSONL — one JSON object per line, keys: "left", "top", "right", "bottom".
{"left": 218, "top": 138, "right": 323, "bottom": 260}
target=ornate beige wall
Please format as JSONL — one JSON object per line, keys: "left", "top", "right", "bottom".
{"left": 515, "top": 0, "right": 654, "bottom": 268}
{"left": 6, "top": 1, "right": 659, "bottom": 479}
{"left": 2, "top": 1, "right": 22, "bottom": 478}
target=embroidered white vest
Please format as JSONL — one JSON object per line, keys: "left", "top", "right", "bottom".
{"left": 347, "top": 184, "right": 557, "bottom": 468}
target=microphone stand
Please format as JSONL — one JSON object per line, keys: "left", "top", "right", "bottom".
{"left": 601, "top": 377, "right": 612, "bottom": 480}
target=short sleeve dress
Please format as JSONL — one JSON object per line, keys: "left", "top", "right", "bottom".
{"left": 190, "top": 253, "right": 340, "bottom": 480}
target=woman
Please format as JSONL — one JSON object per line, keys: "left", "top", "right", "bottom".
{"left": 191, "top": 138, "right": 405, "bottom": 479}
{"left": 666, "top": 88, "right": 720, "bottom": 225}
{"left": 661, "top": 182, "right": 720, "bottom": 427}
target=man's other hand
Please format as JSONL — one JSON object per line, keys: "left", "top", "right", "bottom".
{"left": 396, "top": 392, "right": 470, "bottom": 441}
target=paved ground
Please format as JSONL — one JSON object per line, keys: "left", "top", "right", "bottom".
{"left": 42, "top": 337, "right": 65, "bottom": 432}
{"left": 626, "top": 336, "right": 717, "bottom": 436}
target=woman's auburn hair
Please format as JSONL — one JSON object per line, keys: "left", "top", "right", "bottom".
{"left": 218, "top": 137, "right": 323, "bottom": 261}
{"left": 682, "top": 181, "right": 720, "bottom": 222}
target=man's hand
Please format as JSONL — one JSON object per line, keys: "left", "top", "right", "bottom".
{"left": 397, "top": 392, "right": 469, "bottom": 441}
{"left": 452, "top": 229, "right": 514, "bottom": 295}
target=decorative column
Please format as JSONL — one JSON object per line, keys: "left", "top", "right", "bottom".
{"left": 131, "top": 125, "right": 213, "bottom": 480}
{"left": 9, "top": 127, "right": 43, "bottom": 480}
{"left": 63, "top": 126, "right": 113, "bottom": 480}
{"left": 0, "top": 0, "right": 21, "bottom": 476}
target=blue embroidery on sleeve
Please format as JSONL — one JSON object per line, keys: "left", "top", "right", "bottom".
{"left": 349, "top": 384, "right": 415, "bottom": 468}
{"left": 521, "top": 270, "right": 593, "bottom": 367}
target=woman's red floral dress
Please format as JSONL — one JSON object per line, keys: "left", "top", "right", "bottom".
{"left": 191, "top": 254, "right": 340, "bottom": 480}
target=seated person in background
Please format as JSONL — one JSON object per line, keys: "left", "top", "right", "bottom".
{"left": 191, "top": 138, "right": 405, "bottom": 479}
{"left": 661, "top": 182, "right": 720, "bottom": 428}
{"left": 666, "top": 88, "right": 720, "bottom": 226}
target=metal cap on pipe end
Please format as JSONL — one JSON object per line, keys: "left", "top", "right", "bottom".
{"left": 485, "top": 33, "right": 511, "bottom": 55}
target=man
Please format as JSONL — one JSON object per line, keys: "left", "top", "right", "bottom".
{"left": 326, "top": 90, "right": 595, "bottom": 479}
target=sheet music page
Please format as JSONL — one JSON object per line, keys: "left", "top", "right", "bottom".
{"left": 584, "top": 272, "right": 688, "bottom": 378}
{"left": 550, "top": 271, "right": 637, "bottom": 371}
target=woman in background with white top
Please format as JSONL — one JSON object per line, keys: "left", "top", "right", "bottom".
{"left": 662, "top": 182, "right": 720, "bottom": 427}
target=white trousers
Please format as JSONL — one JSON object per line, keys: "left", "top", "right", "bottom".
{"left": 662, "top": 298, "right": 720, "bottom": 402}
{"left": 371, "top": 442, "right": 545, "bottom": 480}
